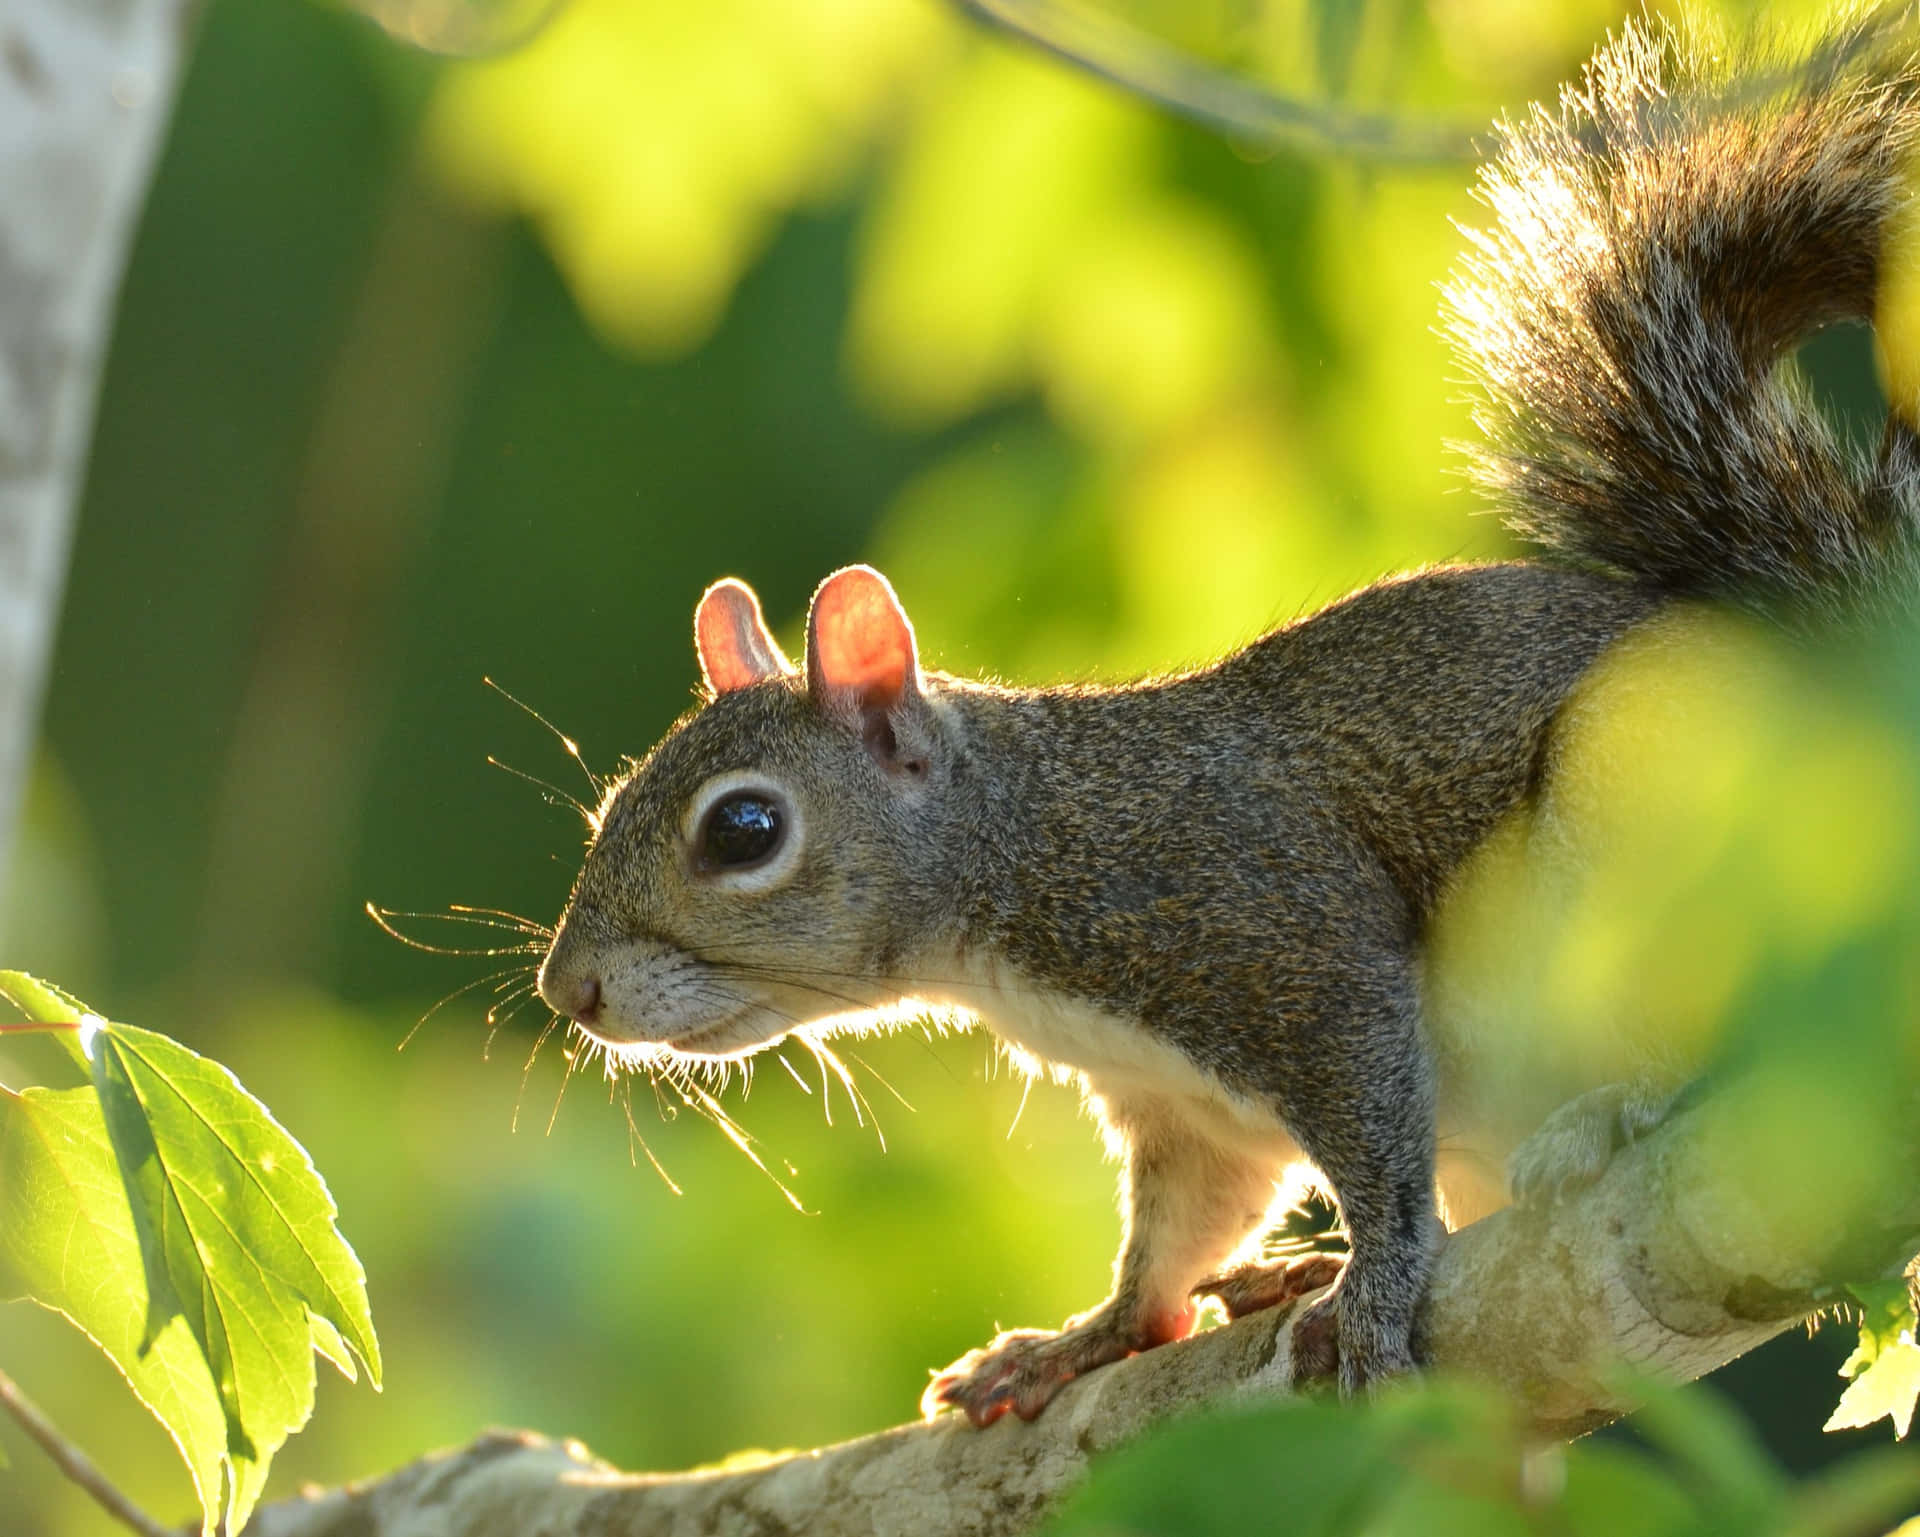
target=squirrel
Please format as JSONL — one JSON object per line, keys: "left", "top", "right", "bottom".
{"left": 534, "top": 14, "right": 1920, "bottom": 1421}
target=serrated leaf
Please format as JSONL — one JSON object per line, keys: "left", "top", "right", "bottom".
{"left": 87, "top": 1019, "right": 382, "bottom": 1533}
{"left": 0, "top": 969, "right": 93, "bottom": 1068}
{"left": 0, "top": 1083, "right": 227, "bottom": 1536}
{"left": 1824, "top": 1338, "right": 1920, "bottom": 1439}
{"left": 1, "top": 972, "right": 381, "bottom": 1535}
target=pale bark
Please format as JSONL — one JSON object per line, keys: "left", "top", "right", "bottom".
{"left": 0, "top": 0, "right": 193, "bottom": 910}
{"left": 242, "top": 1102, "right": 1920, "bottom": 1537}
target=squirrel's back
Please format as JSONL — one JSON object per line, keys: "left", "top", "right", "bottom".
{"left": 1446, "top": 12, "right": 1920, "bottom": 622}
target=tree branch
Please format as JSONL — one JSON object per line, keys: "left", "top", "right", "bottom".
{"left": 0, "top": 1367, "right": 174, "bottom": 1537}
{"left": 242, "top": 1102, "right": 1920, "bottom": 1537}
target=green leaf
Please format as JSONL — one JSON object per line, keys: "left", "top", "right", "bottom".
{"left": 1824, "top": 1338, "right": 1920, "bottom": 1439}
{"left": 0, "top": 972, "right": 381, "bottom": 1535}
{"left": 0, "top": 969, "right": 93, "bottom": 1068}
{"left": 1837, "top": 1280, "right": 1917, "bottom": 1379}
{"left": 0, "top": 1083, "right": 227, "bottom": 1536}
{"left": 87, "top": 1018, "right": 382, "bottom": 1531}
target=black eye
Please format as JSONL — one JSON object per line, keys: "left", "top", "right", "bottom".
{"left": 701, "top": 792, "right": 783, "bottom": 869}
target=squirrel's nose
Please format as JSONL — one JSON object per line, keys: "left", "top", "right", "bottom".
{"left": 539, "top": 966, "right": 602, "bottom": 1026}
{"left": 567, "top": 976, "right": 602, "bottom": 1025}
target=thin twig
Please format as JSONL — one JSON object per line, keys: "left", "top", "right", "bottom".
{"left": 0, "top": 1365, "right": 177, "bottom": 1537}
{"left": 949, "top": 0, "right": 1477, "bottom": 163}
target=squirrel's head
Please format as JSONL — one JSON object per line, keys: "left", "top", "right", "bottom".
{"left": 536, "top": 565, "right": 953, "bottom": 1061}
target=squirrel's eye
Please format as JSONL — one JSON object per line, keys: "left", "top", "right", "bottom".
{"left": 701, "top": 792, "right": 783, "bottom": 869}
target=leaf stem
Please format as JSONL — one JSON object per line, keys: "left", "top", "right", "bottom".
{"left": 0, "top": 1020, "right": 78, "bottom": 1033}
{"left": 0, "top": 1365, "right": 176, "bottom": 1537}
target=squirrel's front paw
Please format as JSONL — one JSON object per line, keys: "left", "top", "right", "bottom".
{"left": 922, "top": 1301, "right": 1193, "bottom": 1427}
{"left": 1192, "top": 1253, "right": 1343, "bottom": 1320}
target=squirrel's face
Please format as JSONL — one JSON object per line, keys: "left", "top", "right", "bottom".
{"left": 536, "top": 567, "right": 946, "bottom": 1061}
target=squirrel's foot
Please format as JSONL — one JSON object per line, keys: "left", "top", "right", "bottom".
{"left": 921, "top": 1300, "right": 1194, "bottom": 1427}
{"left": 1507, "top": 1081, "right": 1677, "bottom": 1205}
{"left": 1287, "top": 1282, "right": 1418, "bottom": 1395}
{"left": 1191, "top": 1252, "right": 1344, "bottom": 1320}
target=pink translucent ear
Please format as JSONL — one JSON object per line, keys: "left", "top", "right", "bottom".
{"left": 694, "top": 579, "right": 795, "bottom": 696}
{"left": 805, "top": 565, "right": 921, "bottom": 726}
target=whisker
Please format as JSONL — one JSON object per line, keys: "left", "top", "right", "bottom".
{"left": 797, "top": 1035, "right": 886, "bottom": 1151}
{"left": 448, "top": 903, "right": 555, "bottom": 939}
{"left": 693, "top": 963, "right": 878, "bottom": 1017}
{"left": 1006, "top": 1072, "right": 1036, "bottom": 1140}
{"left": 545, "top": 1037, "right": 583, "bottom": 1135}
{"left": 485, "top": 676, "right": 605, "bottom": 799}
{"left": 397, "top": 963, "right": 532, "bottom": 1050}
{"left": 843, "top": 1048, "right": 916, "bottom": 1113}
{"left": 512, "top": 1016, "right": 562, "bottom": 1131}
{"left": 374, "top": 904, "right": 548, "bottom": 938}
{"left": 669, "top": 1073, "right": 810, "bottom": 1214}
{"left": 487, "top": 754, "right": 595, "bottom": 823}
{"left": 774, "top": 1050, "right": 813, "bottom": 1093}
{"left": 367, "top": 903, "right": 545, "bottom": 957}
{"left": 619, "top": 1078, "right": 683, "bottom": 1194}
{"left": 483, "top": 981, "right": 542, "bottom": 1037}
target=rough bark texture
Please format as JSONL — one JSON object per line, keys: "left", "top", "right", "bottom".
{"left": 244, "top": 1102, "right": 1920, "bottom": 1537}
{"left": 0, "top": 0, "right": 192, "bottom": 912}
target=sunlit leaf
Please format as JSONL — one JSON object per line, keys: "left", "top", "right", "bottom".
{"left": 0, "top": 970, "right": 92, "bottom": 1069}
{"left": 0, "top": 1083, "right": 227, "bottom": 1536}
{"left": 88, "top": 1018, "right": 383, "bottom": 1527}
{"left": 1838, "top": 1280, "right": 1917, "bottom": 1378}
{"left": 1824, "top": 1338, "right": 1920, "bottom": 1440}
{"left": 0, "top": 972, "right": 380, "bottom": 1534}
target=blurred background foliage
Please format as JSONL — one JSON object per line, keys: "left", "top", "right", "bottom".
{"left": 0, "top": 0, "right": 1912, "bottom": 1530}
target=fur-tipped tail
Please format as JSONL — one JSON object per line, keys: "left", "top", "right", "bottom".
{"left": 1445, "top": 12, "right": 1920, "bottom": 620}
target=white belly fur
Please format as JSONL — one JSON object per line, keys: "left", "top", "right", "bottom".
{"left": 918, "top": 956, "right": 1303, "bottom": 1173}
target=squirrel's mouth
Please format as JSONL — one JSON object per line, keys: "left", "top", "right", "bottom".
{"left": 666, "top": 1012, "right": 786, "bottom": 1059}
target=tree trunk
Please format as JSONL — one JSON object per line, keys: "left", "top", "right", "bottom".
{"left": 0, "top": 0, "right": 194, "bottom": 910}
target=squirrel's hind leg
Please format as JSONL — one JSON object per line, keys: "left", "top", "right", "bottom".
{"left": 923, "top": 1096, "right": 1283, "bottom": 1427}
{"left": 1268, "top": 964, "right": 1439, "bottom": 1395}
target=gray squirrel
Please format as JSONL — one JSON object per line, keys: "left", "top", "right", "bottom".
{"left": 535, "top": 15, "right": 1920, "bottom": 1420}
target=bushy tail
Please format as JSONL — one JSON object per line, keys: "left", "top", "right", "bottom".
{"left": 1445, "top": 11, "right": 1920, "bottom": 620}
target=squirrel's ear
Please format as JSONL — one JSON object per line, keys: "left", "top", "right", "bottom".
{"left": 805, "top": 565, "right": 923, "bottom": 746}
{"left": 695, "top": 579, "right": 795, "bottom": 696}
